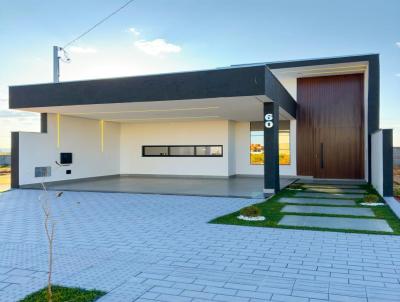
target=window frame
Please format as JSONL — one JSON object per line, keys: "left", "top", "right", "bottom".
{"left": 142, "top": 145, "right": 223, "bottom": 157}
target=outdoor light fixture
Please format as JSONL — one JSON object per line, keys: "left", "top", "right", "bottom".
{"left": 100, "top": 120, "right": 104, "bottom": 152}
{"left": 56, "top": 113, "right": 61, "bottom": 148}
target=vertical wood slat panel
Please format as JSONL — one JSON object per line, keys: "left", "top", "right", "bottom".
{"left": 297, "top": 74, "right": 364, "bottom": 179}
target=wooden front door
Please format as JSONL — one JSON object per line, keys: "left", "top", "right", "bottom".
{"left": 297, "top": 74, "right": 364, "bottom": 179}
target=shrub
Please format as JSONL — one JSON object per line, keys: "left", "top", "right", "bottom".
{"left": 394, "top": 185, "right": 400, "bottom": 197}
{"left": 363, "top": 194, "right": 380, "bottom": 203}
{"left": 240, "top": 206, "right": 261, "bottom": 217}
{"left": 289, "top": 183, "right": 303, "bottom": 190}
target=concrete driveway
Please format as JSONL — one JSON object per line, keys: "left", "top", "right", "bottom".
{"left": 0, "top": 190, "right": 399, "bottom": 302}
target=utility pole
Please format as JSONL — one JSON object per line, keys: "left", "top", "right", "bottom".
{"left": 53, "top": 46, "right": 60, "bottom": 83}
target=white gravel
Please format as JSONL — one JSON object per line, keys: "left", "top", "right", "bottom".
{"left": 237, "top": 215, "right": 266, "bottom": 221}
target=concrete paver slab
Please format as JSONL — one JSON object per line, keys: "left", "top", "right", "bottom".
{"left": 278, "top": 215, "right": 393, "bottom": 232}
{"left": 304, "top": 188, "right": 367, "bottom": 194}
{"left": 301, "top": 184, "right": 362, "bottom": 189}
{"left": 278, "top": 197, "right": 356, "bottom": 206}
{"left": 295, "top": 192, "right": 364, "bottom": 199}
{"left": 281, "top": 205, "right": 375, "bottom": 216}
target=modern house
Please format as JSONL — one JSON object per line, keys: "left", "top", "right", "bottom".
{"left": 8, "top": 54, "right": 393, "bottom": 197}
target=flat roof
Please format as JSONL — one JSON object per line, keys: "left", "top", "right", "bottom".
{"left": 8, "top": 54, "right": 377, "bottom": 118}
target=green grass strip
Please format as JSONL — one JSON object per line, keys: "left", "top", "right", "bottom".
{"left": 19, "top": 285, "right": 106, "bottom": 302}
{"left": 210, "top": 183, "right": 400, "bottom": 235}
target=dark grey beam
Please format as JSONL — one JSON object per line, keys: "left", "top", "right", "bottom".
{"left": 9, "top": 66, "right": 266, "bottom": 109}
{"left": 265, "top": 68, "right": 296, "bottom": 118}
{"left": 263, "top": 102, "right": 280, "bottom": 194}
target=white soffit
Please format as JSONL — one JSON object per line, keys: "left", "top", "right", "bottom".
{"left": 271, "top": 61, "right": 368, "bottom": 79}
{"left": 21, "top": 96, "right": 292, "bottom": 123}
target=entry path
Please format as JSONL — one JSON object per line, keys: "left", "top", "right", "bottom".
{"left": 0, "top": 190, "right": 399, "bottom": 301}
{"left": 278, "top": 184, "right": 393, "bottom": 232}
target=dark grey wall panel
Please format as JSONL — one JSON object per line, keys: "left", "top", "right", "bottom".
{"left": 382, "top": 129, "right": 393, "bottom": 196}
{"left": 11, "top": 132, "right": 19, "bottom": 188}
{"left": 10, "top": 66, "right": 266, "bottom": 108}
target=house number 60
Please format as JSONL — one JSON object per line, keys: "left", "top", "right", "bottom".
{"left": 265, "top": 113, "right": 274, "bottom": 128}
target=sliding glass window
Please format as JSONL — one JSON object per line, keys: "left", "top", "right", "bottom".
{"left": 142, "top": 145, "right": 223, "bottom": 157}
{"left": 250, "top": 121, "right": 291, "bottom": 165}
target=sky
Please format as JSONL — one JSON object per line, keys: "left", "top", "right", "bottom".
{"left": 0, "top": 0, "right": 399, "bottom": 150}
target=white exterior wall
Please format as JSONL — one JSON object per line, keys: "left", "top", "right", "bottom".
{"left": 18, "top": 114, "right": 120, "bottom": 185}
{"left": 371, "top": 131, "right": 384, "bottom": 195}
{"left": 18, "top": 116, "right": 298, "bottom": 184}
{"left": 119, "top": 120, "right": 231, "bottom": 177}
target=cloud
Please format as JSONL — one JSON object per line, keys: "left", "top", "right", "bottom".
{"left": 134, "top": 39, "right": 181, "bottom": 56}
{"left": 396, "top": 42, "right": 400, "bottom": 48}
{"left": 128, "top": 27, "right": 140, "bottom": 36}
{"left": 69, "top": 46, "right": 97, "bottom": 54}
{"left": 396, "top": 73, "right": 400, "bottom": 77}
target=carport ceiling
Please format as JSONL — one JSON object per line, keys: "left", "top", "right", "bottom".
{"left": 22, "top": 96, "right": 293, "bottom": 122}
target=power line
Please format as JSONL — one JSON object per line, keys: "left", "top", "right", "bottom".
{"left": 63, "top": 0, "right": 136, "bottom": 49}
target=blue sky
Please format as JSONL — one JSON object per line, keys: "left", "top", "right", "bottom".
{"left": 0, "top": 0, "right": 399, "bottom": 149}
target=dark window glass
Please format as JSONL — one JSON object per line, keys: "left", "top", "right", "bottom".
{"left": 196, "top": 146, "right": 223, "bottom": 156}
{"left": 142, "top": 145, "right": 223, "bottom": 157}
{"left": 143, "top": 146, "right": 169, "bottom": 156}
{"left": 170, "top": 146, "right": 195, "bottom": 156}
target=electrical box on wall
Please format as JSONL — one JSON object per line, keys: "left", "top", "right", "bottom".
{"left": 60, "top": 153, "right": 72, "bottom": 165}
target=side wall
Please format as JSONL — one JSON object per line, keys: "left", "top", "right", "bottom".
{"left": 120, "top": 120, "right": 231, "bottom": 177}
{"left": 371, "top": 129, "right": 393, "bottom": 196}
{"left": 18, "top": 114, "right": 120, "bottom": 186}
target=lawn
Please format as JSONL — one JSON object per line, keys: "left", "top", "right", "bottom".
{"left": 19, "top": 286, "right": 105, "bottom": 302}
{"left": 210, "top": 183, "right": 400, "bottom": 235}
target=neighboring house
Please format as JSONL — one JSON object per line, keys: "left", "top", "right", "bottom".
{"left": 394, "top": 147, "right": 400, "bottom": 168}
{"left": 8, "top": 54, "right": 394, "bottom": 196}
{"left": 0, "top": 154, "right": 11, "bottom": 166}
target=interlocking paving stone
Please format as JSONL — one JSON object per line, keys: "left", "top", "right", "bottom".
{"left": 278, "top": 215, "right": 393, "bottom": 232}
{"left": 278, "top": 197, "right": 356, "bottom": 206}
{"left": 281, "top": 205, "right": 375, "bottom": 216}
{"left": 0, "top": 190, "right": 399, "bottom": 302}
{"left": 295, "top": 192, "right": 365, "bottom": 199}
{"left": 304, "top": 188, "right": 367, "bottom": 194}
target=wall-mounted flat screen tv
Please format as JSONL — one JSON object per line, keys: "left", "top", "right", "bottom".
{"left": 60, "top": 153, "right": 73, "bottom": 165}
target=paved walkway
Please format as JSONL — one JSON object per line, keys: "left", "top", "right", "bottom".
{"left": 279, "top": 184, "right": 393, "bottom": 232}
{"left": 0, "top": 190, "right": 399, "bottom": 302}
